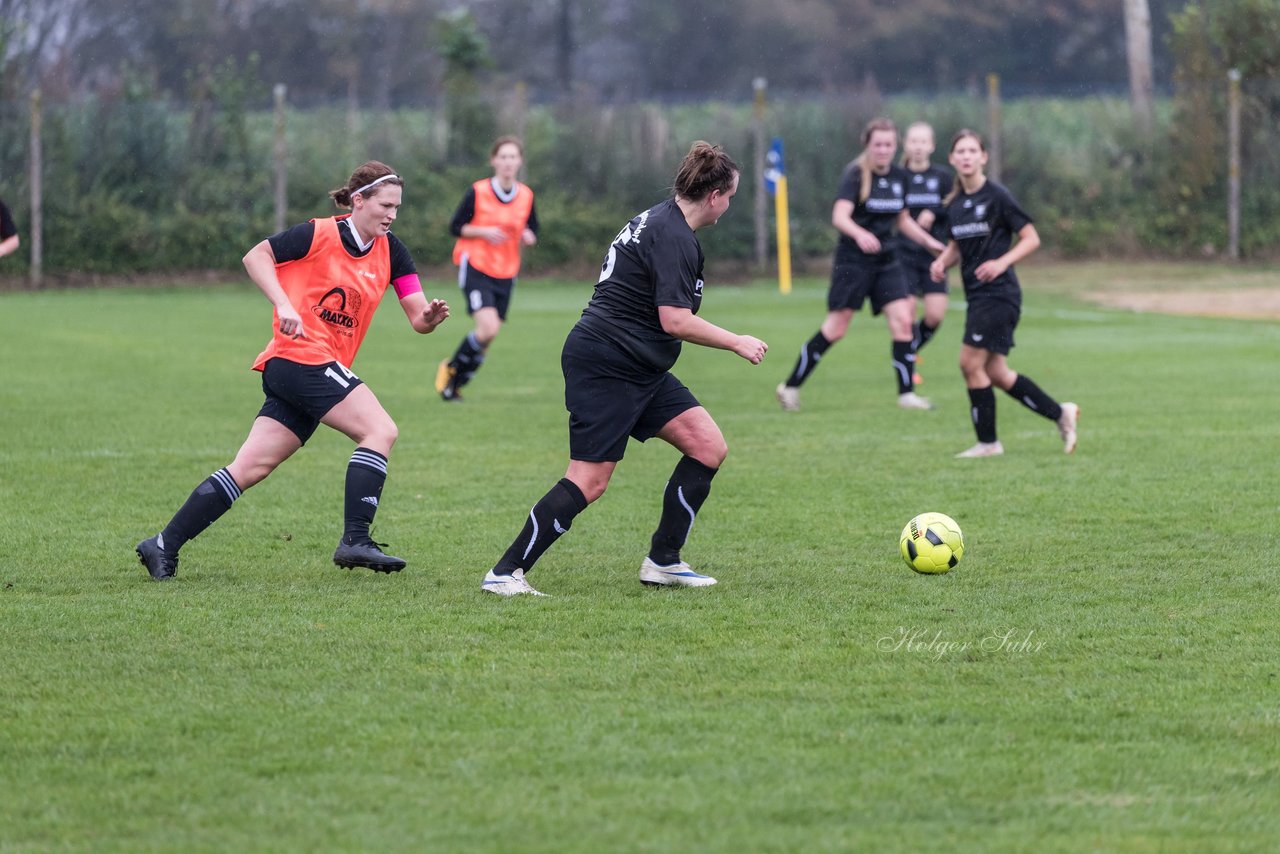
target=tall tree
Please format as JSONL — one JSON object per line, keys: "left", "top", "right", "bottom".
{"left": 1124, "top": 0, "right": 1156, "bottom": 137}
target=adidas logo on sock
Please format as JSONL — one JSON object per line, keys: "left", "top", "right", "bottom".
{"left": 361, "top": 496, "right": 379, "bottom": 507}
{"left": 553, "top": 519, "right": 567, "bottom": 534}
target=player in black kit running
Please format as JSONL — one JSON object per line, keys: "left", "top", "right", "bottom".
{"left": 929, "top": 129, "right": 1079, "bottom": 458}
{"left": 898, "top": 122, "right": 953, "bottom": 384}
{"left": 776, "top": 117, "right": 946, "bottom": 413}
{"left": 481, "top": 142, "right": 768, "bottom": 596}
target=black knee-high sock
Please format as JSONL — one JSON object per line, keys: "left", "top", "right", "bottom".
{"left": 159, "top": 467, "right": 241, "bottom": 554}
{"left": 914, "top": 320, "right": 938, "bottom": 353}
{"left": 1005, "top": 375, "right": 1063, "bottom": 422}
{"left": 892, "top": 340, "right": 916, "bottom": 395}
{"left": 450, "top": 332, "right": 486, "bottom": 388}
{"left": 494, "top": 478, "right": 589, "bottom": 575}
{"left": 343, "top": 448, "right": 387, "bottom": 545}
{"left": 968, "top": 386, "right": 998, "bottom": 443}
{"left": 649, "top": 456, "right": 719, "bottom": 566}
{"left": 784, "top": 331, "right": 833, "bottom": 387}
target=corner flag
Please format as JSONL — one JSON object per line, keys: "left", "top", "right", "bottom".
{"left": 764, "top": 137, "right": 792, "bottom": 294}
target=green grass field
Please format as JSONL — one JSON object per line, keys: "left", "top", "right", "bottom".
{"left": 2, "top": 263, "right": 1279, "bottom": 851}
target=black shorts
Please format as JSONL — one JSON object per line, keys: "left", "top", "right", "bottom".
{"left": 561, "top": 328, "right": 700, "bottom": 463}
{"left": 963, "top": 299, "right": 1020, "bottom": 355}
{"left": 900, "top": 252, "right": 948, "bottom": 297}
{"left": 258, "top": 358, "right": 365, "bottom": 444}
{"left": 458, "top": 256, "right": 514, "bottom": 320}
{"left": 828, "top": 256, "right": 909, "bottom": 315}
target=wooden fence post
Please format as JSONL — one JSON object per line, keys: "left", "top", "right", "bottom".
{"left": 753, "top": 77, "right": 767, "bottom": 272}
{"left": 986, "top": 73, "right": 1002, "bottom": 183}
{"left": 29, "top": 90, "right": 43, "bottom": 289}
{"left": 273, "top": 84, "right": 288, "bottom": 234}
{"left": 1226, "top": 68, "right": 1241, "bottom": 261}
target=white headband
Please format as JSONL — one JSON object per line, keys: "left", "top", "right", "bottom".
{"left": 351, "top": 174, "right": 400, "bottom": 197}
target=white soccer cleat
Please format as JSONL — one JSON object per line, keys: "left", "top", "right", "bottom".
{"left": 897, "top": 391, "right": 934, "bottom": 410}
{"left": 775, "top": 383, "right": 801, "bottom": 412}
{"left": 955, "top": 441, "right": 1004, "bottom": 458}
{"left": 481, "top": 568, "right": 547, "bottom": 596}
{"left": 1057, "top": 402, "right": 1080, "bottom": 454}
{"left": 639, "top": 557, "right": 717, "bottom": 588}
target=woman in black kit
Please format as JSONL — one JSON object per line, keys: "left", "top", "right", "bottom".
{"left": 776, "top": 117, "right": 946, "bottom": 413}
{"left": 0, "top": 196, "right": 19, "bottom": 260}
{"left": 929, "top": 129, "right": 1079, "bottom": 458}
{"left": 898, "top": 122, "right": 953, "bottom": 384}
{"left": 481, "top": 142, "right": 768, "bottom": 596}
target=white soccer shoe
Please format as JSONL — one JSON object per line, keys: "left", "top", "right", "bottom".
{"left": 897, "top": 392, "right": 934, "bottom": 410}
{"left": 775, "top": 383, "right": 801, "bottom": 412}
{"left": 481, "top": 568, "right": 547, "bottom": 596}
{"left": 639, "top": 557, "right": 717, "bottom": 588}
{"left": 1057, "top": 402, "right": 1080, "bottom": 454}
{"left": 955, "top": 441, "right": 1005, "bottom": 458}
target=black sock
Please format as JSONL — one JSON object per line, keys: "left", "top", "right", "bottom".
{"left": 784, "top": 331, "right": 833, "bottom": 387}
{"left": 159, "top": 468, "right": 241, "bottom": 554}
{"left": 892, "top": 340, "right": 916, "bottom": 394}
{"left": 450, "top": 332, "right": 486, "bottom": 389}
{"left": 649, "top": 456, "right": 719, "bottom": 566}
{"left": 494, "top": 478, "right": 589, "bottom": 575}
{"left": 343, "top": 447, "right": 387, "bottom": 545}
{"left": 968, "top": 386, "right": 998, "bottom": 443}
{"left": 1006, "top": 375, "right": 1063, "bottom": 422}
{"left": 915, "top": 320, "right": 938, "bottom": 352}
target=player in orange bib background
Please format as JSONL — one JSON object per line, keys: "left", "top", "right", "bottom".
{"left": 435, "top": 136, "right": 539, "bottom": 401}
{"left": 135, "top": 161, "right": 450, "bottom": 580}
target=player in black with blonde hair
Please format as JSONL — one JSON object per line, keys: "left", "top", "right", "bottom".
{"left": 776, "top": 117, "right": 946, "bottom": 413}
{"left": 481, "top": 141, "right": 768, "bottom": 596}
{"left": 930, "top": 129, "right": 1079, "bottom": 458}
{"left": 898, "top": 122, "right": 953, "bottom": 384}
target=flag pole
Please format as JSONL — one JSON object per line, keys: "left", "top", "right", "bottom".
{"left": 775, "top": 174, "right": 792, "bottom": 295}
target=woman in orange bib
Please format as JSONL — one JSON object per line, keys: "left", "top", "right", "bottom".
{"left": 435, "top": 136, "right": 539, "bottom": 401}
{"left": 135, "top": 161, "right": 450, "bottom": 580}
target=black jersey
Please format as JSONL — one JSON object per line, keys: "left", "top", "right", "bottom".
{"left": 0, "top": 199, "right": 16, "bottom": 240}
{"left": 943, "top": 180, "right": 1033, "bottom": 305}
{"left": 898, "top": 164, "right": 953, "bottom": 261}
{"left": 268, "top": 219, "right": 417, "bottom": 281}
{"left": 833, "top": 162, "right": 910, "bottom": 260}
{"left": 575, "top": 198, "right": 704, "bottom": 375}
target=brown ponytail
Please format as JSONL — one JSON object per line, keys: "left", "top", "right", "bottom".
{"left": 330, "top": 160, "right": 402, "bottom": 208}
{"left": 673, "top": 141, "right": 740, "bottom": 201}
{"left": 942, "top": 129, "right": 985, "bottom": 206}
{"left": 851, "top": 117, "right": 897, "bottom": 203}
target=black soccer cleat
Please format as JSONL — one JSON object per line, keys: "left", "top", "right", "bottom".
{"left": 333, "top": 540, "right": 407, "bottom": 573}
{"left": 135, "top": 535, "right": 178, "bottom": 580}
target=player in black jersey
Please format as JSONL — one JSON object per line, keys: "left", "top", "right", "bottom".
{"left": 776, "top": 118, "right": 946, "bottom": 414}
{"left": 0, "top": 196, "right": 18, "bottom": 260}
{"left": 481, "top": 142, "right": 768, "bottom": 596}
{"left": 929, "top": 130, "right": 1079, "bottom": 458}
{"left": 899, "top": 122, "right": 953, "bottom": 385}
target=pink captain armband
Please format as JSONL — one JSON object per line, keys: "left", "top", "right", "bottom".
{"left": 392, "top": 273, "right": 424, "bottom": 299}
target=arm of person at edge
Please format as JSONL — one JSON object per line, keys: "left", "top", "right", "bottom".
{"left": 0, "top": 234, "right": 18, "bottom": 258}
{"left": 397, "top": 292, "right": 451, "bottom": 334}
{"left": 974, "top": 223, "right": 1040, "bottom": 283}
{"left": 895, "top": 209, "right": 946, "bottom": 256}
{"left": 243, "top": 240, "right": 307, "bottom": 338}
{"left": 657, "top": 306, "right": 768, "bottom": 366}
{"left": 521, "top": 203, "right": 539, "bottom": 247}
{"left": 929, "top": 241, "right": 960, "bottom": 283}
{"left": 831, "top": 199, "right": 881, "bottom": 254}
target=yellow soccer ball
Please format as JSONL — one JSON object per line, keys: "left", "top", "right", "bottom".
{"left": 900, "top": 512, "right": 964, "bottom": 574}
